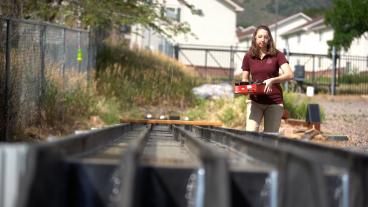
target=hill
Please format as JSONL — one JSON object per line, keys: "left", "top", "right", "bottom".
{"left": 234, "top": 0, "right": 332, "bottom": 27}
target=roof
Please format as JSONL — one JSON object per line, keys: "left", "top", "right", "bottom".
{"left": 236, "top": 26, "right": 256, "bottom": 40}
{"left": 281, "top": 16, "right": 330, "bottom": 37}
{"left": 237, "top": 12, "right": 313, "bottom": 40}
{"left": 269, "top": 12, "right": 312, "bottom": 29}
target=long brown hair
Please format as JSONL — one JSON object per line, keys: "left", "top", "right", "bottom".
{"left": 249, "top": 25, "right": 277, "bottom": 58}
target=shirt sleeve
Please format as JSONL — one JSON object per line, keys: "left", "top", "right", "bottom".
{"left": 277, "top": 51, "right": 289, "bottom": 67}
{"left": 241, "top": 53, "right": 250, "bottom": 71}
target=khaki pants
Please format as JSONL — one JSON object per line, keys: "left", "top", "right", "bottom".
{"left": 246, "top": 100, "right": 284, "bottom": 133}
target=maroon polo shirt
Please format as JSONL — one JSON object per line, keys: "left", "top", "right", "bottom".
{"left": 241, "top": 50, "right": 288, "bottom": 104}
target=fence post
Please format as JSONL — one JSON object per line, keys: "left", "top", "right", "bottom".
{"left": 78, "top": 31, "right": 82, "bottom": 72}
{"left": 1, "top": 19, "right": 11, "bottom": 141}
{"left": 229, "top": 46, "right": 234, "bottom": 80}
{"left": 62, "top": 28, "right": 66, "bottom": 86}
{"left": 284, "top": 48, "right": 290, "bottom": 92}
{"left": 312, "top": 55, "right": 315, "bottom": 86}
{"left": 62, "top": 28, "right": 66, "bottom": 123}
{"left": 205, "top": 49, "right": 208, "bottom": 78}
{"left": 174, "top": 44, "right": 179, "bottom": 60}
{"left": 87, "top": 30, "right": 91, "bottom": 83}
{"left": 331, "top": 46, "right": 337, "bottom": 95}
{"left": 39, "top": 24, "right": 46, "bottom": 126}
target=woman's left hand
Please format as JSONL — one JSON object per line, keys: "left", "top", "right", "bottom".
{"left": 263, "top": 78, "right": 274, "bottom": 94}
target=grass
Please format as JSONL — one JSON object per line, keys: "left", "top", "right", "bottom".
{"left": 283, "top": 92, "right": 325, "bottom": 121}
{"left": 186, "top": 95, "right": 248, "bottom": 129}
{"left": 96, "top": 44, "right": 202, "bottom": 108}
{"left": 25, "top": 44, "right": 204, "bottom": 139}
{"left": 186, "top": 93, "right": 323, "bottom": 129}
{"left": 21, "top": 44, "right": 325, "bottom": 140}
{"left": 40, "top": 69, "right": 99, "bottom": 129}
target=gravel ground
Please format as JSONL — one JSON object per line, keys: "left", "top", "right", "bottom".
{"left": 282, "top": 94, "right": 368, "bottom": 153}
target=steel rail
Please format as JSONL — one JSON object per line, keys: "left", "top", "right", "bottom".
{"left": 187, "top": 125, "right": 329, "bottom": 207}
{"left": 7, "top": 123, "right": 368, "bottom": 207}
{"left": 210, "top": 126, "right": 368, "bottom": 207}
{"left": 23, "top": 123, "right": 138, "bottom": 207}
{"left": 113, "top": 125, "right": 152, "bottom": 207}
{"left": 211, "top": 127, "right": 367, "bottom": 166}
{"left": 172, "top": 125, "right": 230, "bottom": 207}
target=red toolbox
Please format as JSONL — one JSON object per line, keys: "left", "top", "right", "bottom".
{"left": 234, "top": 81, "right": 266, "bottom": 95}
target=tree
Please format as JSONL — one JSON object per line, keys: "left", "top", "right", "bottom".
{"left": 1, "top": 0, "right": 199, "bottom": 38}
{"left": 325, "top": 0, "right": 368, "bottom": 51}
{"left": 0, "top": 0, "right": 24, "bottom": 17}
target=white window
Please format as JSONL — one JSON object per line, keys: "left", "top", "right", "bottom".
{"left": 297, "top": 33, "right": 301, "bottom": 43}
{"left": 164, "top": 7, "right": 181, "bottom": 21}
{"left": 346, "top": 61, "right": 351, "bottom": 72}
{"left": 319, "top": 31, "right": 322, "bottom": 41}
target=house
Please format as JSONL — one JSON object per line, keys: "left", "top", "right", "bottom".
{"left": 237, "top": 13, "right": 368, "bottom": 75}
{"left": 282, "top": 17, "right": 368, "bottom": 57}
{"left": 128, "top": 0, "right": 244, "bottom": 78}
{"left": 281, "top": 16, "right": 334, "bottom": 55}
{"left": 129, "top": 0, "right": 243, "bottom": 52}
{"left": 281, "top": 16, "right": 368, "bottom": 73}
{"left": 167, "top": 0, "right": 243, "bottom": 45}
{"left": 237, "top": 13, "right": 312, "bottom": 51}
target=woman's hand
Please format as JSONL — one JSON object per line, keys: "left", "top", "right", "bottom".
{"left": 263, "top": 78, "right": 274, "bottom": 94}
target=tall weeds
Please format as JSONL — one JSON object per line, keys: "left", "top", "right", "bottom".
{"left": 41, "top": 69, "right": 98, "bottom": 127}
{"left": 96, "top": 44, "right": 201, "bottom": 109}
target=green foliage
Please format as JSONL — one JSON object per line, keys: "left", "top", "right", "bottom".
{"left": 218, "top": 107, "right": 237, "bottom": 125}
{"left": 63, "top": 86, "right": 99, "bottom": 116}
{"left": 1, "top": 0, "right": 197, "bottom": 38}
{"left": 283, "top": 92, "right": 325, "bottom": 120}
{"left": 98, "top": 98, "right": 122, "bottom": 124}
{"left": 303, "top": 7, "right": 328, "bottom": 17}
{"left": 338, "top": 72, "right": 368, "bottom": 84}
{"left": 186, "top": 98, "right": 208, "bottom": 120}
{"left": 325, "top": 0, "right": 368, "bottom": 51}
{"left": 283, "top": 92, "right": 309, "bottom": 119}
{"left": 186, "top": 96, "right": 248, "bottom": 128}
{"left": 303, "top": 71, "right": 368, "bottom": 85}
{"left": 186, "top": 93, "right": 320, "bottom": 128}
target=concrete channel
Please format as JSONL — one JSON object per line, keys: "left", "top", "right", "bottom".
{"left": 1, "top": 123, "right": 368, "bottom": 207}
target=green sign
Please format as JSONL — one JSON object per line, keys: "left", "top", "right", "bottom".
{"left": 77, "top": 48, "right": 83, "bottom": 62}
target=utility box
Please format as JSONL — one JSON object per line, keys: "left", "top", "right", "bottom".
{"left": 294, "top": 65, "right": 305, "bottom": 82}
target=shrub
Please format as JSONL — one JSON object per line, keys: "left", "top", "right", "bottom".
{"left": 283, "top": 92, "right": 325, "bottom": 120}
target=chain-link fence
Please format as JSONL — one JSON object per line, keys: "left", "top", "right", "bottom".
{"left": 0, "top": 17, "right": 95, "bottom": 141}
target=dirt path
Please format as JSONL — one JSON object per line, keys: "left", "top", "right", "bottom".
{"left": 281, "top": 94, "right": 368, "bottom": 153}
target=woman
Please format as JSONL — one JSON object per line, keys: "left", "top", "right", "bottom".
{"left": 241, "top": 25, "right": 293, "bottom": 133}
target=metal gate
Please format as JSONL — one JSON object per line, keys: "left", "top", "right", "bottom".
{"left": 174, "top": 44, "right": 247, "bottom": 81}
{"left": 286, "top": 51, "right": 368, "bottom": 95}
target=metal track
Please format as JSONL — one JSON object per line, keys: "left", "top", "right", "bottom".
{"left": 2, "top": 123, "right": 368, "bottom": 207}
